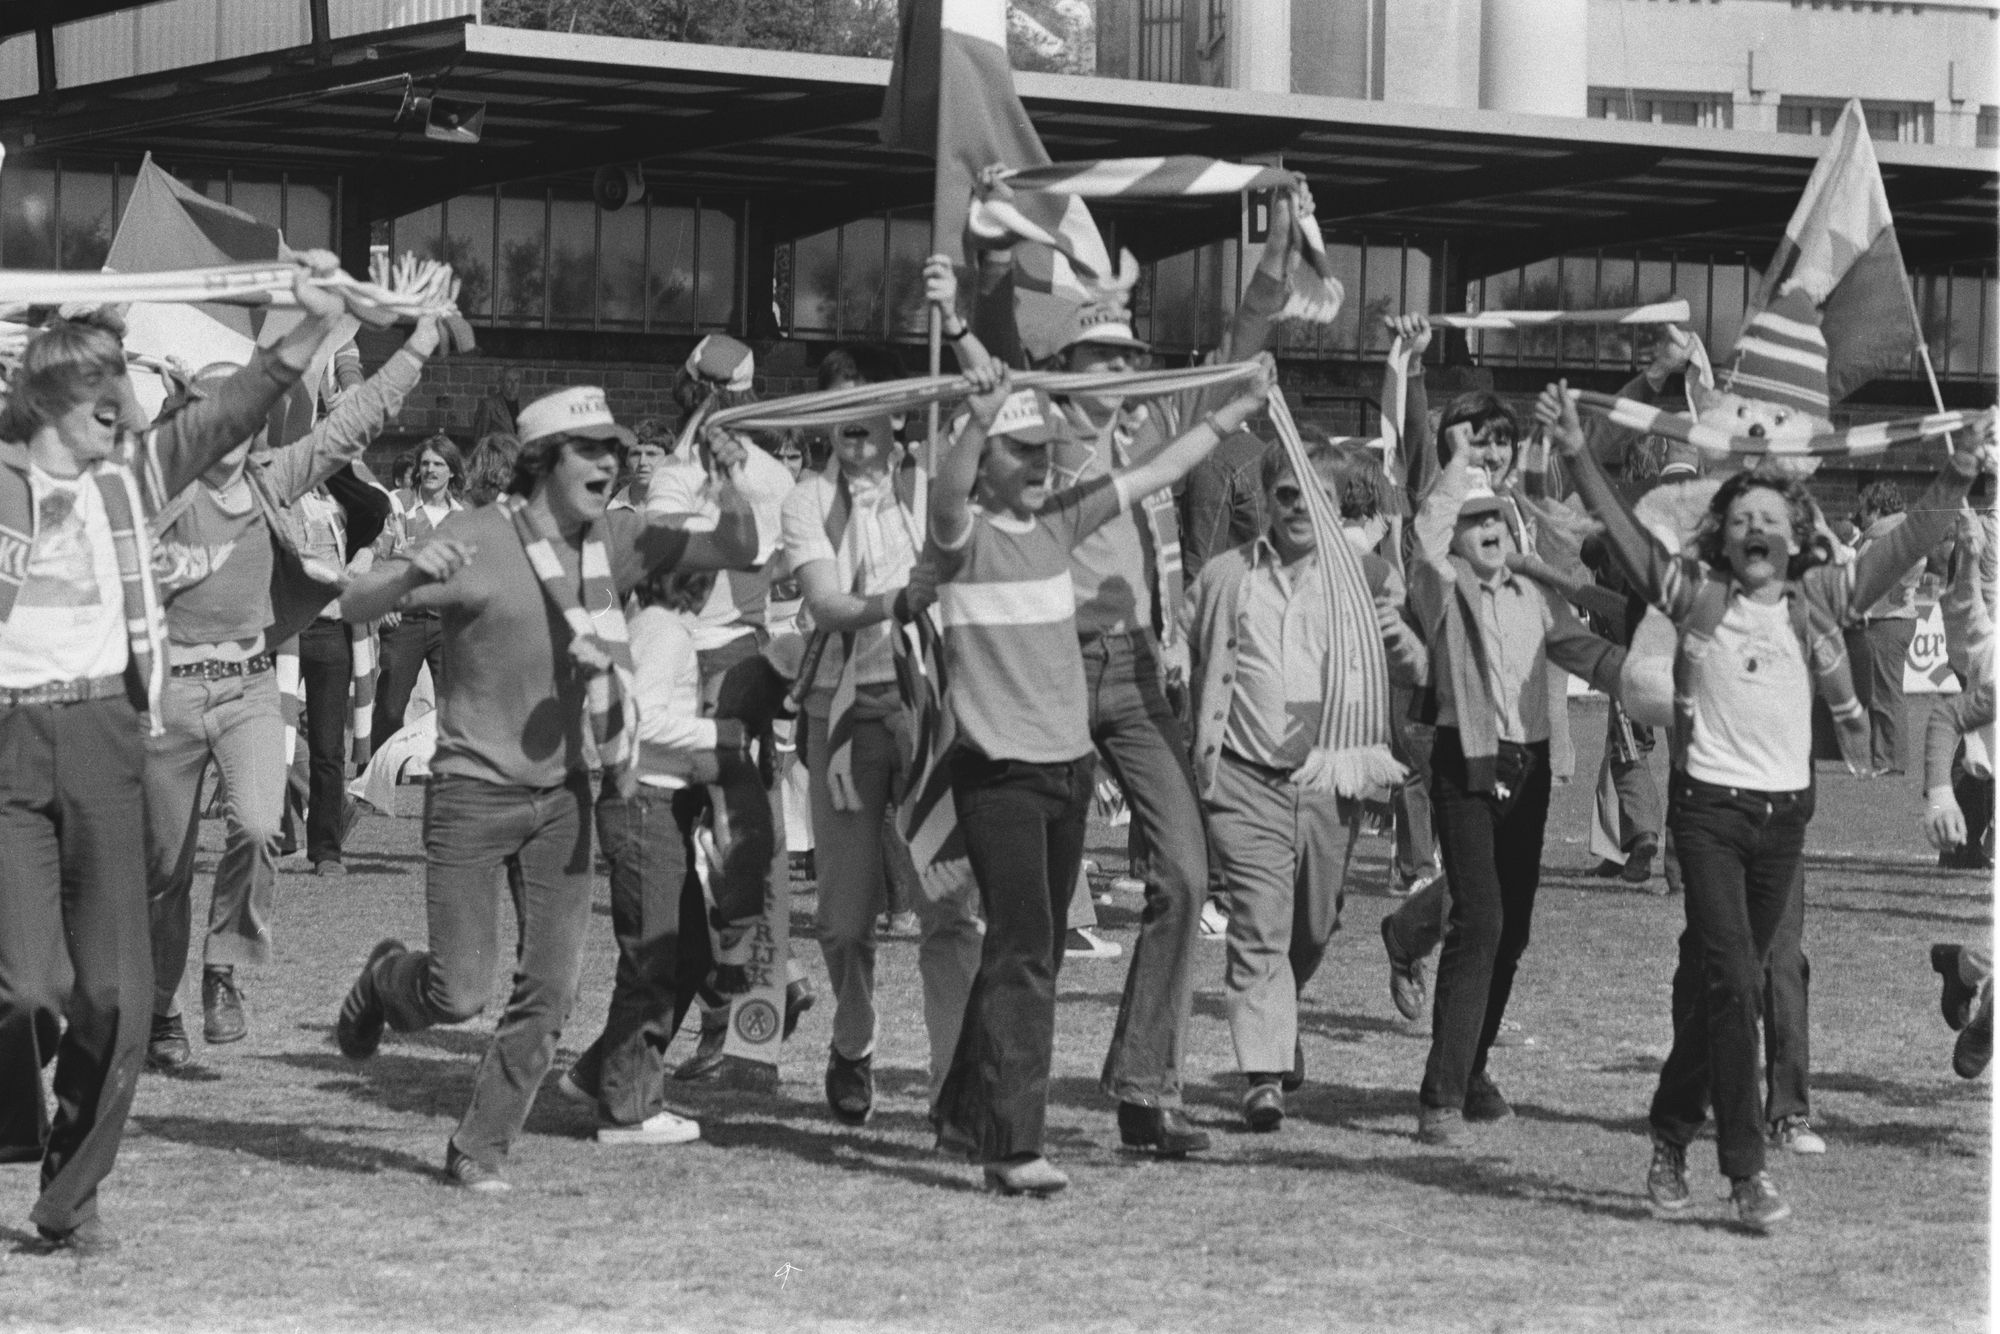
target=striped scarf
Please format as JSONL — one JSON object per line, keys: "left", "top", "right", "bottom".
{"left": 276, "top": 620, "right": 379, "bottom": 771}
{"left": 1267, "top": 387, "right": 1401, "bottom": 794}
{"left": 502, "top": 495, "right": 640, "bottom": 798}
{"left": 0, "top": 455, "right": 166, "bottom": 732}
{"left": 1104, "top": 409, "right": 1186, "bottom": 648}
{"left": 1575, "top": 391, "right": 1992, "bottom": 464}
{"left": 821, "top": 461, "right": 925, "bottom": 812}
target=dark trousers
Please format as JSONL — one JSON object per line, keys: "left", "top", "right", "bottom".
{"left": 1665, "top": 864, "right": 1812, "bottom": 1126}
{"left": 1081, "top": 629, "right": 1204, "bottom": 1110}
{"left": 1419, "top": 729, "right": 1551, "bottom": 1113}
{"left": 1650, "top": 775, "right": 1812, "bottom": 1180}
{"left": 1390, "top": 696, "right": 1438, "bottom": 888}
{"left": 1844, "top": 618, "right": 1915, "bottom": 772}
{"left": 0, "top": 698, "right": 153, "bottom": 1236}
{"left": 371, "top": 611, "right": 444, "bottom": 755}
{"left": 1762, "top": 866, "right": 1810, "bottom": 1122}
{"left": 569, "top": 782, "right": 703, "bottom": 1127}
{"left": 373, "top": 773, "right": 594, "bottom": 1168}
{"left": 938, "top": 747, "right": 1095, "bottom": 1162}
{"left": 297, "top": 620, "right": 352, "bottom": 863}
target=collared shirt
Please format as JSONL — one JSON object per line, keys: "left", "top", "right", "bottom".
{"left": 779, "top": 465, "right": 922, "bottom": 691}
{"left": 1436, "top": 567, "right": 1551, "bottom": 744}
{"left": 1222, "top": 536, "right": 1328, "bottom": 770}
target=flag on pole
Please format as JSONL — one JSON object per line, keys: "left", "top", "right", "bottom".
{"left": 882, "top": 0, "right": 1095, "bottom": 272}
{"left": 1745, "top": 99, "right": 1924, "bottom": 403}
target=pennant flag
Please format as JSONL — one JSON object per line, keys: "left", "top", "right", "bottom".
{"left": 1572, "top": 389, "right": 1990, "bottom": 462}
{"left": 1745, "top": 99, "right": 1923, "bottom": 403}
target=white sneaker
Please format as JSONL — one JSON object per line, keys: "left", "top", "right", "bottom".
{"left": 1064, "top": 927, "right": 1123, "bottom": 959}
{"left": 597, "top": 1108, "right": 701, "bottom": 1146}
{"left": 1199, "top": 900, "right": 1228, "bottom": 940}
{"left": 1770, "top": 1115, "right": 1827, "bottom": 1155}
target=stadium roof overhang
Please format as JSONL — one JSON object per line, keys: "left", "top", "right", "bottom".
{"left": 1, "top": 17, "right": 1993, "bottom": 276}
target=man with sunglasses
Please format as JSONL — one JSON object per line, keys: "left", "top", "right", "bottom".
{"left": 967, "top": 185, "right": 1311, "bottom": 1156}
{"left": 1186, "top": 441, "right": 1428, "bottom": 1131}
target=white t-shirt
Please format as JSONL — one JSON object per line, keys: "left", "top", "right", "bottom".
{"left": 629, "top": 603, "right": 720, "bottom": 789}
{"left": 1683, "top": 594, "right": 1813, "bottom": 791}
{"left": 0, "top": 469, "right": 129, "bottom": 688}
{"left": 645, "top": 443, "right": 795, "bottom": 653}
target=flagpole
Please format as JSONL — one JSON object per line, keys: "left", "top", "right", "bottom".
{"left": 928, "top": 306, "right": 943, "bottom": 471}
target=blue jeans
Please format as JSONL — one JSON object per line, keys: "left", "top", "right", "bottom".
{"left": 0, "top": 698, "right": 152, "bottom": 1236}
{"left": 568, "top": 783, "right": 703, "bottom": 1127}
{"left": 1082, "top": 629, "right": 1204, "bottom": 1109}
{"left": 938, "top": 747, "right": 1095, "bottom": 1162}
{"left": 1650, "top": 774, "right": 1812, "bottom": 1180}
{"left": 143, "top": 667, "right": 286, "bottom": 1014}
{"left": 373, "top": 773, "right": 594, "bottom": 1168}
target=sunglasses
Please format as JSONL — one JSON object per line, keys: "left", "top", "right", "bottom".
{"left": 1272, "top": 482, "right": 1334, "bottom": 510}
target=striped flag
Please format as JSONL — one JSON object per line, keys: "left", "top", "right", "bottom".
{"left": 975, "top": 156, "right": 1344, "bottom": 322}
{"left": 882, "top": 0, "right": 1094, "bottom": 271}
{"left": 1746, "top": 99, "right": 1923, "bottom": 403}
{"left": 1572, "top": 389, "right": 1990, "bottom": 462}
{"left": 892, "top": 609, "right": 969, "bottom": 894}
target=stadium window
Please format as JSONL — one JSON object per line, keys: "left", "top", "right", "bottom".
{"left": 782, "top": 210, "right": 929, "bottom": 341}
{"left": 394, "top": 187, "right": 743, "bottom": 333}
{"left": 1138, "top": 0, "right": 1184, "bottom": 83}
{"left": 1778, "top": 97, "right": 1933, "bottom": 144}
{"left": 1588, "top": 89, "right": 1732, "bottom": 130}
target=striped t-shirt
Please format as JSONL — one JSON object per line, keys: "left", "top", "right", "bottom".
{"left": 936, "top": 475, "right": 1130, "bottom": 764}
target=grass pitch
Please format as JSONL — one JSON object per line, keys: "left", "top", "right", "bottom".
{"left": 1, "top": 699, "right": 1989, "bottom": 1333}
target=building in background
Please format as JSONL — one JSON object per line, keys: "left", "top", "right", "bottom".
{"left": 0, "top": 0, "right": 1990, "bottom": 505}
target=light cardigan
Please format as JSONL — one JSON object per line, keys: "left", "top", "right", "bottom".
{"left": 1406, "top": 453, "right": 1625, "bottom": 793}
{"left": 1182, "top": 536, "right": 1428, "bottom": 801}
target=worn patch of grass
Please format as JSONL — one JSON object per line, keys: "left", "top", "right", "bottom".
{"left": 1, "top": 700, "right": 1988, "bottom": 1333}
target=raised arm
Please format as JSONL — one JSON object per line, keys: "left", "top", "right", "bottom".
{"left": 1835, "top": 432, "right": 1983, "bottom": 616}
{"left": 1538, "top": 380, "right": 1699, "bottom": 619}
{"left": 1117, "top": 354, "right": 1275, "bottom": 503}
{"left": 146, "top": 251, "right": 348, "bottom": 502}
{"left": 265, "top": 318, "right": 441, "bottom": 502}
{"left": 930, "top": 365, "right": 1012, "bottom": 549}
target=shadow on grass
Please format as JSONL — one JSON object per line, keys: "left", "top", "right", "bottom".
{"left": 1813, "top": 1068, "right": 1990, "bottom": 1112}
{"left": 132, "top": 1114, "right": 442, "bottom": 1183}
{"left": 256, "top": 1049, "right": 478, "bottom": 1122}
{"left": 1803, "top": 899, "right": 1992, "bottom": 929}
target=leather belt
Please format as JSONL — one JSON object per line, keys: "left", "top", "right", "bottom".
{"left": 170, "top": 653, "right": 276, "bottom": 681}
{"left": 0, "top": 674, "right": 127, "bottom": 709}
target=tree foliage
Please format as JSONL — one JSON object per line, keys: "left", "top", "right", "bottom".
{"left": 482, "top": 0, "right": 901, "bottom": 59}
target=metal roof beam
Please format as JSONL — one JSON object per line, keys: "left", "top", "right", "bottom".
{"left": 368, "top": 86, "right": 887, "bottom": 217}
{"left": 1309, "top": 146, "right": 1668, "bottom": 225}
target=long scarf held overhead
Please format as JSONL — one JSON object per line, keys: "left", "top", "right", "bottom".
{"left": 501, "top": 496, "right": 640, "bottom": 799}
{"left": 0, "top": 254, "right": 473, "bottom": 346}
{"left": 1571, "top": 389, "right": 1993, "bottom": 463}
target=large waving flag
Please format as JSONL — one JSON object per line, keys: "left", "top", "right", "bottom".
{"left": 973, "top": 156, "right": 1345, "bottom": 322}
{"left": 882, "top": 0, "right": 1103, "bottom": 274}
{"left": 1745, "top": 99, "right": 1924, "bottom": 403}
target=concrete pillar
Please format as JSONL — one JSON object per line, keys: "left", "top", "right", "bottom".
{"left": 1229, "top": 0, "right": 1291, "bottom": 95}
{"left": 1479, "top": 0, "right": 1587, "bottom": 117}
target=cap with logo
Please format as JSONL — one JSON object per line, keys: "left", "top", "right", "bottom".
{"left": 516, "top": 386, "right": 636, "bottom": 448}
{"left": 986, "top": 388, "right": 1063, "bottom": 445}
{"left": 1456, "top": 471, "right": 1509, "bottom": 519}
